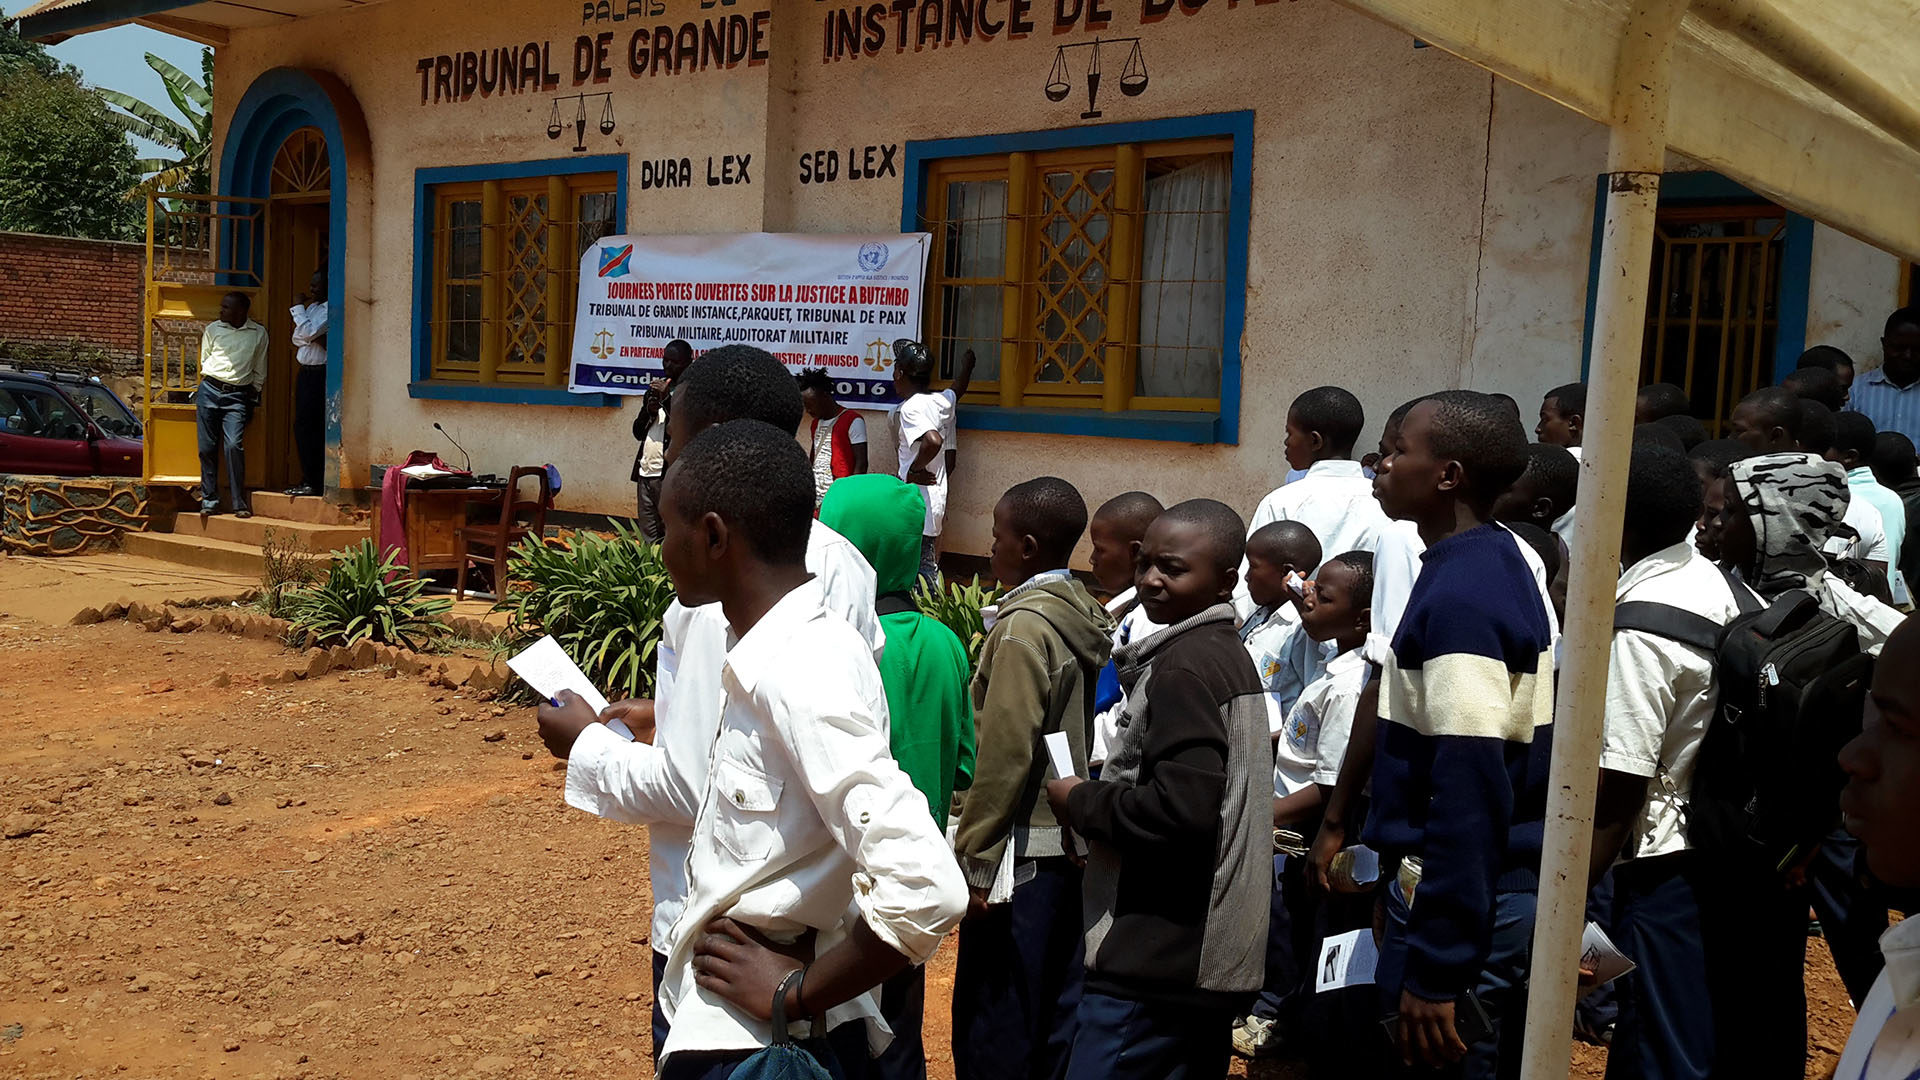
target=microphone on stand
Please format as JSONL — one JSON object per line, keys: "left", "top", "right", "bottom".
{"left": 433, "top": 422, "right": 473, "bottom": 474}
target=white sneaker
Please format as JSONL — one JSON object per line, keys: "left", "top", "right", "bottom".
{"left": 1231, "top": 1014, "right": 1279, "bottom": 1058}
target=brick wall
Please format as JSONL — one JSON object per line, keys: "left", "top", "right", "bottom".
{"left": 0, "top": 231, "right": 146, "bottom": 378}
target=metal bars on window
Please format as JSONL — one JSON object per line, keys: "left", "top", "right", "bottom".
{"left": 1640, "top": 204, "right": 1786, "bottom": 436}
{"left": 920, "top": 139, "right": 1229, "bottom": 413}
{"left": 428, "top": 173, "right": 617, "bottom": 387}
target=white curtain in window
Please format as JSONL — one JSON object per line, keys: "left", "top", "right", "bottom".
{"left": 943, "top": 180, "right": 1007, "bottom": 382}
{"left": 1137, "top": 157, "right": 1229, "bottom": 401}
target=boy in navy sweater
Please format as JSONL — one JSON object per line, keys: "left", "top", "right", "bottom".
{"left": 1365, "top": 391, "right": 1555, "bottom": 1079}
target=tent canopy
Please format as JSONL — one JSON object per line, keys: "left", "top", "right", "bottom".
{"left": 1337, "top": 0, "right": 1920, "bottom": 264}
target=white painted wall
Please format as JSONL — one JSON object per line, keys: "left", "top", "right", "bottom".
{"left": 209, "top": 0, "right": 1898, "bottom": 561}
{"left": 1807, "top": 225, "right": 1903, "bottom": 371}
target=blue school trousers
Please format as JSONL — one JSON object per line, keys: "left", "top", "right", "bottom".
{"left": 1375, "top": 875, "right": 1536, "bottom": 1080}
{"left": 1809, "top": 828, "right": 1889, "bottom": 1006}
{"left": 870, "top": 965, "right": 926, "bottom": 1080}
{"left": 1251, "top": 853, "right": 1317, "bottom": 1029}
{"left": 1062, "top": 990, "right": 1236, "bottom": 1080}
{"left": 952, "top": 856, "right": 1083, "bottom": 1080}
{"left": 652, "top": 949, "right": 670, "bottom": 1066}
{"left": 1604, "top": 854, "right": 1715, "bottom": 1080}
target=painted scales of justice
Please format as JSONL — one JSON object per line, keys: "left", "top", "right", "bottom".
{"left": 1045, "top": 37, "right": 1148, "bottom": 120}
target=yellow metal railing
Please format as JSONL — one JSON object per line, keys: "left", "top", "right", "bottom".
{"left": 142, "top": 193, "right": 270, "bottom": 485}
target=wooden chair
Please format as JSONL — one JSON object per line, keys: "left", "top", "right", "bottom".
{"left": 454, "top": 466, "right": 551, "bottom": 600}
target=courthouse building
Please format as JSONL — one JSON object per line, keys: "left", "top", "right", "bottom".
{"left": 16, "top": 0, "right": 1913, "bottom": 558}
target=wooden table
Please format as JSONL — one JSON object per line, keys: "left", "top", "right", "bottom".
{"left": 372, "top": 485, "right": 505, "bottom": 577}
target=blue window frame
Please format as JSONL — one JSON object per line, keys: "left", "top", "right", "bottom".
{"left": 410, "top": 155, "right": 629, "bottom": 407}
{"left": 1581, "top": 171, "right": 1813, "bottom": 407}
{"left": 901, "top": 112, "right": 1253, "bottom": 444}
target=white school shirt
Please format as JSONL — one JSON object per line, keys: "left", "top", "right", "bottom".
{"left": 1241, "top": 603, "right": 1332, "bottom": 738}
{"left": 290, "top": 301, "right": 330, "bottom": 367}
{"left": 1827, "top": 495, "right": 1891, "bottom": 570}
{"left": 1599, "top": 542, "right": 1757, "bottom": 861}
{"left": 1364, "top": 520, "right": 1426, "bottom": 668}
{"left": 563, "top": 519, "right": 883, "bottom": 960}
{"left": 1276, "top": 648, "right": 1369, "bottom": 796}
{"left": 1362, "top": 520, "right": 1559, "bottom": 667}
{"left": 895, "top": 389, "right": 956, "bottom": 536}
{"left": 659, "top": 580, "right": 968, "bottom": 1062}
{"left": 1235, "top": 459, "right": 1390, "bottom": 619}
{"left": 1849, "top": 467, "right": 1911, "bottom": 605}
{"left": 1089, "top": 588, "right": 1163, "bottom": 766}
{"left": 1834, "top": 917, "right": 1920, "bottom": 1080}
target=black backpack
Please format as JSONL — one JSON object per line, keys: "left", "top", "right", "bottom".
{"left": 1823, "top": 522, "right": 1895, "bottom": 604}
{"left": 1614, "top": 576, "right": 1873, "bottom": 872}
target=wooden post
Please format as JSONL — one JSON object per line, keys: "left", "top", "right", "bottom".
{"left": 544, "top": 176, "right": 569, "bottom": 386}
{"left": 1103, "top": 144, "right": 1142, "bottom": 413}
{"left": 480, "top": 180, "right": 504, "bottom": 384}
{"left": 999, "top": 152, "right": 1032, "bottom": 410}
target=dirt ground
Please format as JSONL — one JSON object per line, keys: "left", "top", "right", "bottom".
{"left": 0, "top": 615, "right": 1862, "bottom": 1080}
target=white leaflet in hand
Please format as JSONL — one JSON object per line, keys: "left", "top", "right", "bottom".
{"left": 1579, "top": 921, "right": 1636, "bottom": 994}
{"left": 1315, "top": 928, "right": 1379, "bottom": 993}
{"left": 507, "top": 635, "right": 612, "bottom": 716}
{"left": 603, "top": 717, "right": 636, "bottom": 741}
{"left": 1041, "top": 730, "right": 1090, "bottom": 857}
{"left": 1043, "top": 730, "right": 1076, "bottom": 779}
{"left": 986, "top": 841, "right": 1016, "bottom": 905}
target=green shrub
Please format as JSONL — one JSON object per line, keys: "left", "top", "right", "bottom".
{"left": 913, "top": 575, "right": 1003, "bottom": 674}
{"left": 284, "top": 541, "right": 452, "bottom": 650}
{"left": 498, "top": 521, "right": 673, "bottom": 702}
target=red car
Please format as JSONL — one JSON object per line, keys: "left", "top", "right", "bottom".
{"left": 0, "top": 368, "right": 144, "bottom": 477}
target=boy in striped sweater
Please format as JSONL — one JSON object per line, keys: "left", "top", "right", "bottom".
{"left": 1364, "top": 391, "right": 1556, "bottom": 1080}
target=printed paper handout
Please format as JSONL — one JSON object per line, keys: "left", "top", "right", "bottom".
{"left": 1316, "top": 928, "right": 1380, "bottom": 993}
{"left": 1580, "top": 921, "right": 1636, "bottom": 995}
{"left": 506, "top": 636, "right": 631, "bottom": 740}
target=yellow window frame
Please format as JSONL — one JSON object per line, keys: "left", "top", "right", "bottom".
{"left": 428, "top": 172, "right": 616, "bottom": 387}
{"left": 921, "top": 137, "right": 1230, "bottom": 415}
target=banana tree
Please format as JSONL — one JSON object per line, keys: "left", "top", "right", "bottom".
{"left": 99, "top": 50, "right": 211, "bottom": 197}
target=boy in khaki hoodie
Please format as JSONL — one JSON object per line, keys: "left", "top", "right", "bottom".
{"left": 951, "top": 476, "right": 1115, "bottom": 1080}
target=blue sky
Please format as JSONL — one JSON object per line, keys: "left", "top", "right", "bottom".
{"left": 48, "top": 23, "right": 208, "bottom": 159}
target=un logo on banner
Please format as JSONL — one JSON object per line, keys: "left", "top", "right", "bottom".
{"left": 858, "top": 242, "right": 890, "bottom": 272}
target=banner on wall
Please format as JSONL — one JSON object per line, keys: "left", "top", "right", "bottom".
{"left": 568, "top": 232, "right": 931, "bottom": 408}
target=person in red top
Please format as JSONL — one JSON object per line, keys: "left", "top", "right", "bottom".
{"left": 798, "top": 367, "right": 868, "bottom": 510}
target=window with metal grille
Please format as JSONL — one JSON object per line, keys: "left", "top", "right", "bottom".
{"left": 919, "top": 137, "right": 1230, "bottom": 414}
{"left": 427, "top": 173, "right": 618, "bottom": 387}
{"left": 1639, "top": 203, "right": 1788, "bottom": 435}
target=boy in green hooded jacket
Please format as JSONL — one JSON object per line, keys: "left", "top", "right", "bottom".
{"left": 819, "top": 474, "right": 976, "bottom": 1080}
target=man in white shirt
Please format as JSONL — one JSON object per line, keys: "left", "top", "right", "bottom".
{"left": 196, "top": 291, "right": 268, "bottom": 517}
{"left": 635, "top": 419, "right": 965, "bottom": 1078}
{"left": 1590, "top": 446, "right": 1768, "bottom": 1080}
{"left": 1236, "top": 387, "right": 1388, "bottom": 618}
{"left": 1086, "top": 492, "right": 1164, "bottom": 768}
{"left": 1833, "top": 411, "right": 1910, "bottom": 605}
{"left": 286, "top": 268, "right": 331, "bottom": 497}
{"left": 891, "top": 339, "right": 975, "bottom": 584}
{"left": 536, "top": 347, "right": 882, "bottom": 1064}
{"left": 1834, "top": 617, "right": 1920, "bottom": 1080}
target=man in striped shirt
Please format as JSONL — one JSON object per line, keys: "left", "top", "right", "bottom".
{"left": 1848, "top": 306, "right": 1920, "bottom": 447}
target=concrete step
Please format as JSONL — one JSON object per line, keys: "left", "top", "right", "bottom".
{"left": 123, "top": 531, "right": 266, "bottom": 576}
{"left": 170, "top": 513, "right": 367, "bottom": 553}
{"left": 250, "top": 492, "right": 360, "bottom": 526}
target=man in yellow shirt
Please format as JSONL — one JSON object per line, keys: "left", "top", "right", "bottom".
{"left": 197, "top": 292, "right": 268, "bottom": 517}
